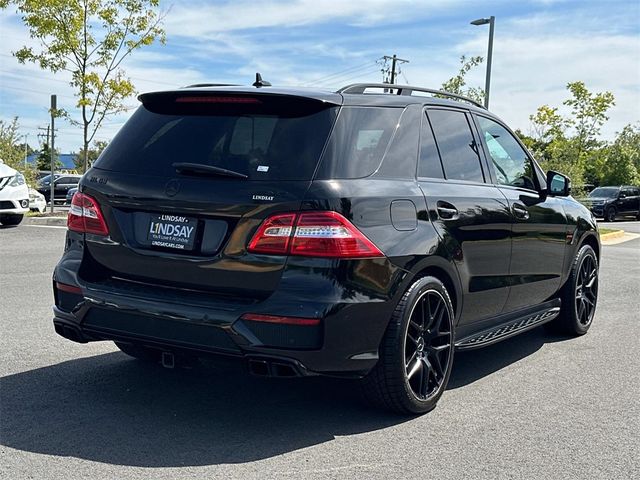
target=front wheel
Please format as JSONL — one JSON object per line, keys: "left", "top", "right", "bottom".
{"left": 361, "top": 276, "right": 455, "bottom": 414}
{"left": 605, "top": 207, "right": 616, "bottom": 222}
{"left": 548, "top": 245, "right": 599, "bottom": 336}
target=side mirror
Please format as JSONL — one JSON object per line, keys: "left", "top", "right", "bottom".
{"left": 618, "top": 192, "right": 627, "bottom": 199}
{"left": 546, "top": 171, "right": 571, "bottom": 196}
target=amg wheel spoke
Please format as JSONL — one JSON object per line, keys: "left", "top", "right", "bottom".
{"left": 407, "top": 358, "right": 421, "bottom": 380}
{"left": 432, "top": 301, "right": 445, "bottom": 333}
{"left": 419, "top": 357, "right": 432, "bottom": 397}
{"left": 407, "top": 333, "right": 419, "bottom": 345}
{"left": 405, "top": 350, "right": 417, "bottom": 369}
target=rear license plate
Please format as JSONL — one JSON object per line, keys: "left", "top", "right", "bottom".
{"left": 147, "top": 214, "right": 197, "bottom": 251}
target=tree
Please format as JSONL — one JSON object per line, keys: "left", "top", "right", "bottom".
{"left": 74, "top": 140, "right": 107, "bottom": 172}
{"left": 36, "top": 143, "right": 62, "bottom": 171}
{"left": 3, "top": 0, "right": 165, "bottom": 171}
{"left": 596, "top": 124, "right": 640, "bottom": 186}
{"left": 528, "top": 82, "right": 615, "bottom": 192}
{"left": 441, "top": 55, "right": 485, "bottom": 103}
{"left": 0, "top": 117, "right": 38, "bottom": 185}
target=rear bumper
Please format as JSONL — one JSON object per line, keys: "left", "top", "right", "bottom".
{"left": 52, "top": 258, "right": 405, "bottom": 377}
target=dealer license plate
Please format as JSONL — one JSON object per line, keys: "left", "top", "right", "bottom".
{"left": 147, "top": 214, "right": 197, "bottom": 251}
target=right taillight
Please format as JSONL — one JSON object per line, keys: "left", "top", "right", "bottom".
{"left": 248, "top": 211, "right": 383, "bottom": 259}
{"left": 67, "top": 192, "right": 109, "bottom": 236}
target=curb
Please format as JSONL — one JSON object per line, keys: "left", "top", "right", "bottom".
{"left": 24, "top": 215, "right": 68, "bottom": 227}
{"left": 599, "top": 229, "right": 625, "bottom": 241}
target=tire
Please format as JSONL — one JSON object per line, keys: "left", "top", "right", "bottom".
{"left": 0, "top": 214, "right": 24, "bottom": 226}
{"left": 605, "top": 207, "right": 616, "bottom": 222}
{"left": 114, "top": 341, "right": 161, "bottom": 363}
{"left": 361, "top": 276, "right": 455, "bottom": 414}
{"left": 548, "top": 245, "right": 598, "bottom": 336}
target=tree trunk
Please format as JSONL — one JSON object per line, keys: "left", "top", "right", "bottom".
{"left": 83, "top": 104, "right": 89, "bottom": 173}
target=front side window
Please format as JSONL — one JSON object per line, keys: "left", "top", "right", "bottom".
{"left": 427, "top": 109, "right": 484, "bottom": 183}
{"left": 476, "top": 115, "right": 536, "bottom": 190}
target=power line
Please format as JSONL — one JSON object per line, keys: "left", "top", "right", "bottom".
{"left": 303, "top": 61, "right": 379, "bottom": 86}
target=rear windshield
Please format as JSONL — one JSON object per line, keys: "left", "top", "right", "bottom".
{"left": 94, "top": 94, "right": 338, "bottom": 181}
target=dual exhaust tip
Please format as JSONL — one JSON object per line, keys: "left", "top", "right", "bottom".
{"left": 247, "top": 358, "right": 301, "bottom": 378}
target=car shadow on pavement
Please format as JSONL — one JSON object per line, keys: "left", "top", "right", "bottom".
{"left": 0, "top": 351, "right": 406, "bottom": 467}
{"left": 0, "top": 326, "right": 568, "bottom": 467}
{"left": 448, "top": 326, "right": 570, "bottom": 389}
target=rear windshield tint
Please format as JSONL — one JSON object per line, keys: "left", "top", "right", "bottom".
{"left": 94, "top": 95, "right": 338, "bottom": 181}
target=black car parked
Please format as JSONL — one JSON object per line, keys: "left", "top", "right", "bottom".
{"left": 52, "top": 82, "right": 600, "bottom": 414}
{"left": 583, "top": 185, "right": 640, "bottom": 221}
{"left": 37, "top": 174, "right": 82, "bottom": 203}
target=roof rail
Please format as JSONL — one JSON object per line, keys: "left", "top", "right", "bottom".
{"left": 337, "top": 83, "right": 486, "bottom": 109}
{"left": 182, "top": 83, "right": 240, "bottom": 88}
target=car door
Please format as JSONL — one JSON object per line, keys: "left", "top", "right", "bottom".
{"left": 618, "top": 187, "right": 635, "bottom": 214}
{"left": 419, "top": 107, "right": 513, "bottom": 325}
{"left": 473, "top": 114, "right": 568, "bottom": 312}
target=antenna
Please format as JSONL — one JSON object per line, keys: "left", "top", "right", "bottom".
{"left": 252, "top": 73, "right": 272, "bottom": 88}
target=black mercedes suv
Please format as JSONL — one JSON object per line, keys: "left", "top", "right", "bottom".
{"left": 52, "top": 82, "right": 600, "bottom": 414}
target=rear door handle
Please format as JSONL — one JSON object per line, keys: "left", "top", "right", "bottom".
{"left": 512, "top": 203, "right": 530, "bottom": 220}
{"left": 436, "top": 201, "right": 459, "bottom": 220}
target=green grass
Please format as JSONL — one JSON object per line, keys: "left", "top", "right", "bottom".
{"left": 599, "top": 228, "right": 621, "bottom": 235}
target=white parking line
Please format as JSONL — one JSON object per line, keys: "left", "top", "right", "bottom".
{"left": 25, "top": 225, "right": 67, "bottom": 229}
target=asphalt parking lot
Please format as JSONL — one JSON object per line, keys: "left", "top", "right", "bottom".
{"left": 1, "top": 222, "right": 638, "bottom": 480}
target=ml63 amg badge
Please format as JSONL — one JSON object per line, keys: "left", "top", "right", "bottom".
{"left": 147, "top": 214, "right": 197, "bottom": 250}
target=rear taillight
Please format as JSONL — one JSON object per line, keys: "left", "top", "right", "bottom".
{"left": 248, "top": 211, "right": 383, "bottom": 258}
{"left": 240, "top": 313, "right": 320, "bottom": 326}
{"left": 67, "top": 192, "right": 109, "bottom": 236}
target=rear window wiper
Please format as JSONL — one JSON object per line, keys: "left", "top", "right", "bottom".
{"left": 172, "top": 162, "right": 248, "bottom": 179}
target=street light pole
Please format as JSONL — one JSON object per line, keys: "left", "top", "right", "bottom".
{"left": 471, "top": 15, "right": 495, "bottom": 109}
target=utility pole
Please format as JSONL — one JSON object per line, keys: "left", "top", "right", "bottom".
{"left": 23, "top": 134, "right": 28, "bottom": 169}
{"left": 382, "top": 54, "right": 409, "bottom": 84}
{"left": 50, "top": 95, "right": 56, "bottom": 214}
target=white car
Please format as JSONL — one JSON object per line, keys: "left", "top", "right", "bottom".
{"left": 0, "top": 161, "right": 29, "bottom": 226}
{"left": 28, "top": 187, "right": 46, "bottom": 213}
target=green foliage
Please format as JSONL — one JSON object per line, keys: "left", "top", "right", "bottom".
{"left": 0, "top": 117, "right": 38, "bottom": 185}
{"left": 73, "top": 140, "right": 107, "bottom": 173}
{"left": 4, "top": 0, "right": 165, "bottom": 171}
{"left": 528, "top": 82, "right": 624, "bottom": 191}
{"left": 441, "top": 55, "right": 485, "bottom": 103}
{"left": 36, "top": 143, "right": 62, "bottom": 171}
{"left": 596, "top": 124, "right": 640, "bottom": 186}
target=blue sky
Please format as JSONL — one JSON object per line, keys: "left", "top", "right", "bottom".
{"left": 1, "top": 0, "right": 638, "bottom": 153}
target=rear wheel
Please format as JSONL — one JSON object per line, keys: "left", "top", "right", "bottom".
{"left": 0, "top": 214, "right": 24, "bottom": 226}
{"left": 605, "top": 207, "right": 616, "bottom": 222}
{"left": 114, "top": 341, "right": 161, "bottom": 363}
{"left": 361, "top": 276, "right": 455, "bottom": 414}
{"left": 548, "top": 245, "right": 598, "bottom": 336}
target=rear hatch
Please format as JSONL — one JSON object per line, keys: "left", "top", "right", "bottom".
{"left": 80, "top": 89, "right": 340, "bottom": 299}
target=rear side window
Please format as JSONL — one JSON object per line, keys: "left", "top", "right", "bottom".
{"left": 316, "top": 107, "right": 402, "bottom": 179}
{"left": 427, "top": 109, "right": 485, "bottom": 183}
{"left": 94, "top": 95, "right": 338, "bottom": 181}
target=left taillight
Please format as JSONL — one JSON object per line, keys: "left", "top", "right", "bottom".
{"left": 67, "top": 192, "right": 109, "bottom": 236}
{"left": 248, "top": 211, "right": 384, "bottom": 258}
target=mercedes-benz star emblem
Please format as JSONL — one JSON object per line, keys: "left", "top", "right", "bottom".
{"left": 165, "top": 179, "right": 180, "bottom": 197}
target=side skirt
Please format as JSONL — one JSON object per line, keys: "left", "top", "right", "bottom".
{"left": 455, "top": 300, "right": 561, "bottom": 351}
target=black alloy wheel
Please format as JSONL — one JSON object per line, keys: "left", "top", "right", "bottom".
{"left": 404, "top": 290, "right": 453, "bottom": 401}
{"left": 361, "top": 276, "right": 455, "bottom": 414}
{"left": 549, "top": 244, "right": 598, "bottom": 336}
{"left": 605, "top": 207, "right": 616, "bottom": 222}
{"left": 574, "top": 252, "right": 598, "bottom": 327}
